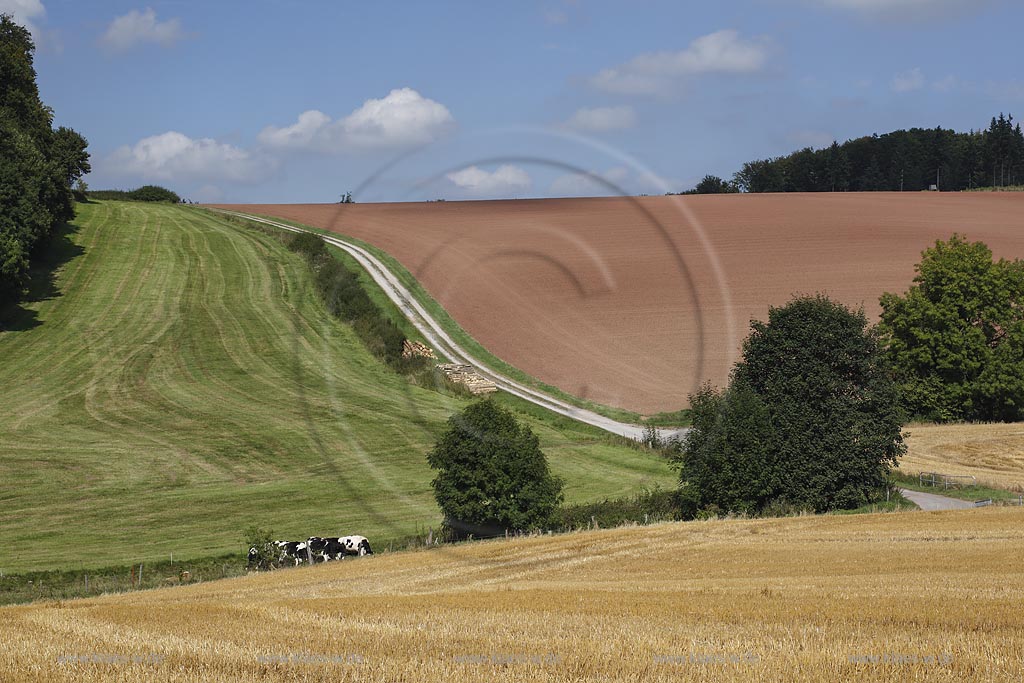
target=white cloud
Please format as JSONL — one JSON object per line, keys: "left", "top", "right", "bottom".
{"left": 340, "top": 88, "right": 455, "bottom": 148}
{"left": 591, "top": 29, "right": 769, "bottom": 95}
{"left": 446, "top": 165, "right": 531, "bottom": 197}
{"left": 100, "top": 8, "right": 184, "bottom": 53}
{"left": 107, "top": 131, "right": 275, "bottom": 184}
{"left": 891, "top": 67, "right": 925, "bottom": 92}
{"left": 0, "top": 0, "right": 45, "bottom": 36}
{"left": 565, "top": 105, "right": 636, "bottom": 132}
{"left": 258, "top": 88, "right": 455, "bottom": 152}
{"left": 257, "top": 110, "right": 331, "bottom": 149}
{"left": 932, "top": 75, "right": 958, "bottom": 92}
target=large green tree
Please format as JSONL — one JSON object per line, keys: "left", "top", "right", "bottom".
{"left": 0, "top": 14, "right": 89, "bottom": 305}
{"left": 880, "top": 235, "right": 1024, "bottom": 421}
{"left": 427, "top": 400, "right": 563, "bottom": 537}
{"left": 678, "top": 295, "right": 905, "bottom": 515}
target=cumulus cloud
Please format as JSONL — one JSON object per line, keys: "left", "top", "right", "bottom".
{"left": 446, "top": 165, "right": 531, "bottom": 197}
{"left": 257, "top": 110, "right": 331, "bottom": 149}
{"left": 107, "top": 131, "right": 275, "bottom": 184}
{"left": 100, "top": 8, "right": 184, "bottom": 53}
{"left": 258, "top": 88, "right": 455, "bottom": 152}
{"left": 0, "top": 0, "right": 45, "bottom": 36}
{"left": 565, "top": 105, "right": 636, "bottom": 132}
{"left": 591, "top": 29, "right": 769, "bottom": 95}
{"left": 891, "top": 67, "right": 925, "bottom": 92}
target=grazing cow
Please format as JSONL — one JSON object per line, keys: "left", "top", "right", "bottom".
{"left": 338, "top": 535, "right": 373, "bottom": 556}
{"left": 247, "top": 544, "right": 264, "bottom": 569}
{"left": 274, "top": 540, "right": 311, "bottom": 566}
{"left": 307, "top": 536, "right": 347, "bottom": 562}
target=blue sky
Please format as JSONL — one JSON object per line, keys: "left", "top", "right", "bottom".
{"left": 7, "top": 0, "right": 1023, "bottom": 202}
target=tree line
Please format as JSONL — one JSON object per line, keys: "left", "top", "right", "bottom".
{"left": 1, "top": 15, "right": 90, "bottom": 308}
{"left": 684, "top": 113, "right": 1024, "bottom": 194}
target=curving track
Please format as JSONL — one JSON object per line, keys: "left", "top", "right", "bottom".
{"left": 209, "top": 208, "right": 687, "bottom": 443}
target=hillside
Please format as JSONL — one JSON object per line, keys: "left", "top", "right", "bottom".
{"left": 3, "top": 508, "right": 1022, "bottom": 681}
{"left": 221, "top": 193, "right": 1024, "bottom": 414}
{"left": 0, "top": 201, "right": 673, "bottom": 573}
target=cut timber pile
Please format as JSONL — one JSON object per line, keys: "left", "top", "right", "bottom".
{"left": 402, "top": 340, "right": 436, "bottom": 360}
{"left": 436, "top": 363, "right": 497, "bottom": 395}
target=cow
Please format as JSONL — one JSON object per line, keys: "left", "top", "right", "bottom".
{"left": 274, "top": 540, "right": 311, "bottom": 566}
{"left": 306, "top": 536, "right": 346, "bottom": 562}
{"left": 247, "top": 544, "right": 266, "bottom": 569}
{"left": 338, "top": 535, "right": 373, "bottom": 556}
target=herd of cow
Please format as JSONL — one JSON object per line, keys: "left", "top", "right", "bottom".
{"left": 248, "top": 535, "right": 373, "bottom": 570}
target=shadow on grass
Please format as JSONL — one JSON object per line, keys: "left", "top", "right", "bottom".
{"left": 0, "top": 221, "right": 84, "bottom": 332}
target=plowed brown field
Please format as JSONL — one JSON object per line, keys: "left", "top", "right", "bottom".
{"left": 215, "top": 193, "right": 1024, "bottom": 414}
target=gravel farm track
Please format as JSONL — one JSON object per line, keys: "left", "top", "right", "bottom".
{"left": 216, "top": 193, "right": 1024, "bottom": 414}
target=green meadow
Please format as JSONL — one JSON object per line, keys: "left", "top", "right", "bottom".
{"left": 0, "top": 201, "right": 673, "bottom": 573}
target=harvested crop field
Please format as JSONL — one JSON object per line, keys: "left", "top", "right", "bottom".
{"left": 216, "top": 193, "right": 1024, "bottom": 414}
{"left": 4, "top": 508, "right": 1023, "bottom": 682}
{"left": 901, "top": 422, "right": 1024, "bottom": 491}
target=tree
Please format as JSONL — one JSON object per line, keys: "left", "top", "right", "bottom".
{"left": 675, "top": 379, "right": 776, "bottom": 517}
{"left": 0, "top": 14, "right": 88, "bottom": 305}
{"left": 51, "top": 127, "right": 91, "bottom": 189}
{"left": 427, "top": 400, "right": 563, "bottom": 537}
{"left": 689, "top": 175, "right": 738, "bottom": 194}
{"left": 879, "top": 235, "right": 1024, "bottom": 421}
{"left": 677, "top": 295, "right": 905, "bottom": 515}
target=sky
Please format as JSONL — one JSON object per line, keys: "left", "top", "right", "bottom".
{"left": 6, "top": 0, "right": 1024, "bottom": 203}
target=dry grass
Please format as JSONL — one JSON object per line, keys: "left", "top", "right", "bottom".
{"left": 3, "top": 509, "right": 1023, "bottom": 682}
{"left": 901, "top": 422, "right": 1024, "bottom": 491}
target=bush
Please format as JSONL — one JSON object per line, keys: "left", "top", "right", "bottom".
{"left": 551, "top": 487, "right": 680, "bottom": 530}
{"left": 243, "top": 526, "right": 276, "bottom": 570}
{"left": 288, "top": 232, "right": 327, "bottom": 261}
{"left": 88, "top": 186, "right": 180, "bottom": 203}
{"left": 428, "top": 400, "right": 563, "bottom": 537}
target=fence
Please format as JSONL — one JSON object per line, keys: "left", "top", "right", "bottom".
{"left": 919, "top": 472, "right": 977, "bottom": 490}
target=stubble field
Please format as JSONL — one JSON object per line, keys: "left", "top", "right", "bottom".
{"left": 2, "top": 507, "right": 1022, "bottom": 682}
{"left": 902, "top": 422, "right": 1024, "bottom": 490}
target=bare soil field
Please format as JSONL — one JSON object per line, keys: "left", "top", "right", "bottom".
{"left": 216, "top": 193, "right": 1024, "bottom": 413}
{"left": 902, "top": 422, "right": 1024, "bottom": 490}
{"left": 4, "top": 508, "right": 1022, "bottom": 682}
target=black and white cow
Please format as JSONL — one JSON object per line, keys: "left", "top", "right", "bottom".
{"left": 247, "top": 543, "right": 268, "bottom": 569}
{"left": 274, "top": 540, "right": 311, "bottom": 566}
{"left": 338, "top": 535, "right": 373, "bottom": 556}
{"left": 306, "top": 536, "right": 345, "bottom": 562}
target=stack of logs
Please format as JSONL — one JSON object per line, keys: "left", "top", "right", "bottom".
{"left": 435, "top": 363, "right": 497, "bottom": 395}
{"left": 402, "top": 340, "right": 437, "bottom": 360}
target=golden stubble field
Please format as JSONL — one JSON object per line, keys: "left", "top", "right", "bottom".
{"left": 902, "top": 422, "right": 1024, "bottom": 490}
{"left": 3, "top": 508, "right": 1023, "bottom": 682}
